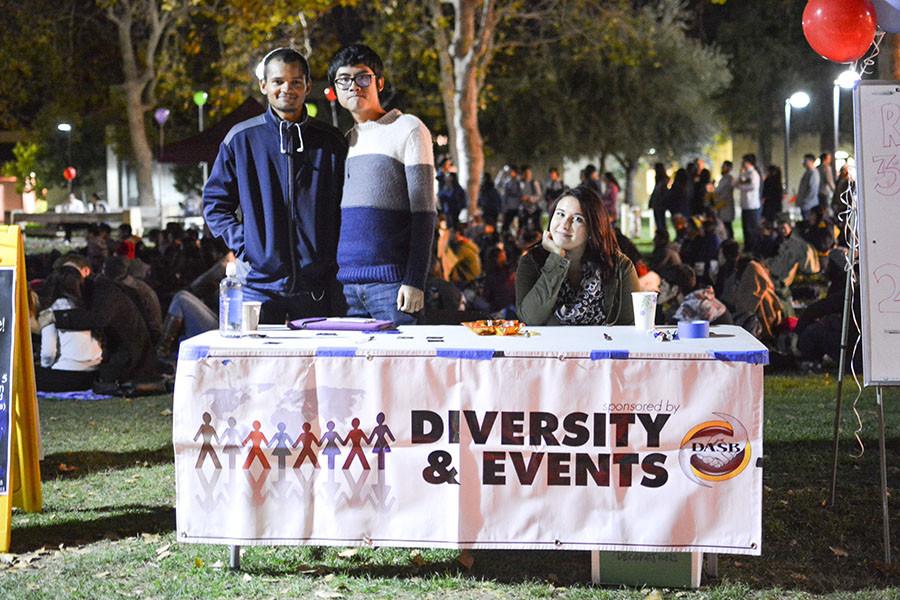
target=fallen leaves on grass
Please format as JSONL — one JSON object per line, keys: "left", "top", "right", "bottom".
{"left": 159, "top": 409, "right": 173, "bottom": 416}
{"left": 409, "top": 549, "right": 426, "bottom": 567}
{"left": 337, "top": 548, "right": 358, "bottom": 559}
{"left": 314, "top": 591, "right": 343, "bottom": 599}
{"left": 829, "top": 546, "right": 849, "bottom": 558}
{"left": 457, "top": 549, "right": 474, "bottom": 570}
{"left": 141, "top": 533, "right": 160, "bottom": 543}
{"left": 58, "top": 463, "right": 79, "bottom": 472}
{"left": 644, "top": 590, "right": 664, "bottom": 600}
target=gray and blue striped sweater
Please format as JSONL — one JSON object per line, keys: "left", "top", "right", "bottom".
{"left": 337, "top": 109, "right": 436, "bottom": 290}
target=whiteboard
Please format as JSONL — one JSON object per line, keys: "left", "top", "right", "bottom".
{"left": 854, "top": 81, "right": 900, "bottom": 386}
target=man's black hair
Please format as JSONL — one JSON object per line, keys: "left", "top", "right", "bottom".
{"left": 327, "top": 44, "right": 384, "bottom": 84}
{"left": 262, "top": 47, "right": 310, "bottom": 80}
{"left": 803, "top": 153, "right": 817, "bottom": 162}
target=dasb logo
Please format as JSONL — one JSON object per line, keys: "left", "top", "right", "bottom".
{"left": 679, "top": 413, "right": 751, "bottom": 487}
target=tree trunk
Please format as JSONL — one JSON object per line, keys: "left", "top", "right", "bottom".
{"left": 124, "top": 83, "right": 156, "bottom": 207}
{"left": 622, "top": 158, "right": 637, "bottom": 208}
{"left": 454, "top": 60, "right": 484, "bottom": 215}
{"left": 430, "top": 0, "right": 495, "bottom": 215}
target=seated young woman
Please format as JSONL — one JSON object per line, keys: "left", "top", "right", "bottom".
{"left": 515, "top": 185, "right": 639, "bottom": 325}
{"left": 36, "top": 266, "right": 102, "bottom": 392}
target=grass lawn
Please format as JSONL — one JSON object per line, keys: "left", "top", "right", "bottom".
{"left": 1, "top": 374, "right": 898, "bottom": 598}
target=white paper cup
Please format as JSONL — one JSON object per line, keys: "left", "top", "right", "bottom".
{"left": 242, "top": 301, "right": 262, "bottom": 332}
{"left": 631, "top": 292, "right": 658, "bottom": 332}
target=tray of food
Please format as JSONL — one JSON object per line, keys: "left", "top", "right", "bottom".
{"left": 462, "top": 319, "right": 526, "bottom": 336}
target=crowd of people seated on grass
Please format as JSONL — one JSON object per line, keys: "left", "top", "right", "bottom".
{"left": 24, "top": 154, "right": 854, "bottom": 395}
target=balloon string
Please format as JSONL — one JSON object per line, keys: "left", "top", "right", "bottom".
{"left": 857, "top": 30, "right": 886, "bottom": 77}
{"left": 838, "top": 179, "right": 865, "bottom": 459}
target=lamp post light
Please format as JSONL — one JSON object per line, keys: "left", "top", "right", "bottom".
{"left": 833, "top": 69, "right": 860, "bottom": 154}
{"left": 193, "top": 91, "right": 209, "bottom": 183}
{"left": 784, "top": 91, "right": 810, "bottom": 194}
{"left": 57, "top": 123, "right": 73, "bottom": 191}
{"left": 154, "top": 108, "right": 170, "bottom": 227}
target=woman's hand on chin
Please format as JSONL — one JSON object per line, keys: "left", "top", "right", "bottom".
{"left": 542, "top": 230, "right": 566, "bottom": 258}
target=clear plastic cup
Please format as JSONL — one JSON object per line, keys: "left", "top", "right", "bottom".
{"left": 242, "top": 301, "right": 262, "bottom": 332}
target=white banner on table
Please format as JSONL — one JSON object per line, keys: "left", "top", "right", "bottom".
{"left": 174, "top": 354, "right": 762, "bottom": 554}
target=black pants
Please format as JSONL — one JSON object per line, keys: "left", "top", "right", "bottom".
{"left": 36, "top": 367, "right": 97, "bottom": 392}
{"left": 244, "top": 283, "right": 344, "bottom": 325}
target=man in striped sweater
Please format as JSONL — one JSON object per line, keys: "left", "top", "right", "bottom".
{"left": 328, "top": 44, "right": 437, "bottom": 325}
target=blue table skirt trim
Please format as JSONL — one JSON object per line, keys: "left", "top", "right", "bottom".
{"left": 590, "top": 350, "right": 630, "bottom": 360}
{"left": 179, "top": 345, "right": 209, "bottom": 361}
{"left": 436, "top": 348, "right": 496, "bottom": 360}
{"left": 315, "top": 347, "right": 359, "bottom": 358}
{"left": 710, "top": 350, "right": 769, "bottom": 365}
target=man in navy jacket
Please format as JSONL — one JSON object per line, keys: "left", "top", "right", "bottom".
{"left": 204, "top": 48, "right": 348, "bottom": 323}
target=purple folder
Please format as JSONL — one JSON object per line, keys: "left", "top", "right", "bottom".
{"left": 288, "top": 317, "right": 395, "bottom": 331}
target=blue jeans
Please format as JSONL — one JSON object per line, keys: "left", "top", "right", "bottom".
{"left": 343, "top": 282, "right": 418, "bottom": 326}
{"left": 168, "top": 290, "right": 218, "bottom": 338}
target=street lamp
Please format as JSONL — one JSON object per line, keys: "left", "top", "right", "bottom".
{"left": 833, "top": 69, "right": 860, "bottom": 153}
{"left": 57, "top": 123, "right": 73, "bottom": 191}
{"left": 193, "top": 91, "right": 209, "bottom": 183}
{"left": 784, "top": 91, "right": 810, "bottom": 194}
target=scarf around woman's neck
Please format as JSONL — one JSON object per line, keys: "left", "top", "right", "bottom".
{"left": 554, "top": 261, "right": 607, "bottom": 325}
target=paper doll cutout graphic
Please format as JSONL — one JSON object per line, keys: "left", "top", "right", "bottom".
{"left": 320, "top": 420, "right": 342, "bottom": 470}
{"left": 193, "top": 412, "right": 221, "bottom": 469}
{"left": 337, "top": 468, "right": 370, "bottom": 508}
{"left": 267, "top": 422, "right": 295, "bottom": 470}
{"left": 292, "top": 422, "right": 321, "bottom": 468}
{"left": 242, "top": 420, "right": 271, "bottom": 470}
{"left": 369, "top": 412, "right": 395, "bottom": 471}
{"left": 194, "top": 467, "right": 225, "bottom": 511}
{"left": 342, "top": 417, "right": 370, "bottom": 470}
{"left": 244, "top": 468, "right": 270, "bottom": 507}
{"left": 220, "top": 416, "right": 242, "bottom": 470}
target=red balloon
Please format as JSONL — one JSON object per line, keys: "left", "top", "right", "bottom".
{"left": 324, "top": 87, "right": 336, "bottom": 102}
{"left": 63, "top": 167, "right": 77, "bottom": 182}
{"left": 802, "top": 0, "right": 877, "bottom": 63}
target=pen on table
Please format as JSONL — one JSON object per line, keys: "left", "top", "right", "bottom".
{"left": 603, "top": 333, "right": 613, "bottom": 341}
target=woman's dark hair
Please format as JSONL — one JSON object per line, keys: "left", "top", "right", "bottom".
{"left": 671, "top": 168, "right": 689, "bottom": 193}
{"left": 327, "top": 44, "right": 384, "bottom": 84}
{"left": 545, "top": 185, "right": 620, "bottom": 279}
{"left": 765, "top": 165, "right": 783, "bottom": 188}
{"left": 697, "top": 168, "right": 711, "bottom": 186}
{"left": 653, "top": 163, "right": 668, "bottom": 185}
{"left": 39, "top": 266, "right": 84, "bottom": 311}
{"left": 480, "top": 172, "right": 495, "bottom": 190}
{"left": 603, "top": 172, "right": 620, "bottom": 188}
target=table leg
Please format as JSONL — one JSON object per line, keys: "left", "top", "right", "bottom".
{"left": 229, "top": 545, "right": 240, "bottom": 570}
{"left": 704, "top": 553, "right": 717, "bottom": 579}
{"left": 590, "top": 550, "right": 600, "bottom": 584}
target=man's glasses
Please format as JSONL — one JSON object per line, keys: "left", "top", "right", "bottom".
{"left": 333, "top": 72, "right": 377, "bottom": 91}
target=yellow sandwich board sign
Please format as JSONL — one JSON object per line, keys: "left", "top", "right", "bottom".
{"left": 0, "top": 225, "right": 42, "bottom": 552}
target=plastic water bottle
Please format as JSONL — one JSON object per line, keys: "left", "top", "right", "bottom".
{"left": 219, "top": 261, "right": 243, "bottom": 337}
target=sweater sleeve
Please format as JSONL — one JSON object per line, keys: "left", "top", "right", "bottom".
{"left": 203, "top": 141, "right": 246, "bottom": 258}
{"left": 609, "top": 257, "right": 639, "bottom": 325}
{"left": 402, "top": 122, "right": 437, "bottom": 290}
{"left": 515, "top": 252, "right": 569, "bottom": 325}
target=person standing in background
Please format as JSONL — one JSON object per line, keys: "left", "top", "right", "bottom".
{"left": 817, "top": 152, "right": 836, "bottom": 214}
{"left": 762, "top": 165, "right": 783, "bottom": 224}
{"left": 737, "top": 153, "right": 762, "bottom": 253}
{"left": 796, "top": 153, "right": 821, "bottom": 220}
{"left": 714, "top": 161, "right": 735, "bottom": 240}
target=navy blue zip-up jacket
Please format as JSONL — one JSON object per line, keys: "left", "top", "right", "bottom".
{"left": 203, "top": 107, "right": 348, "bottom": 294}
